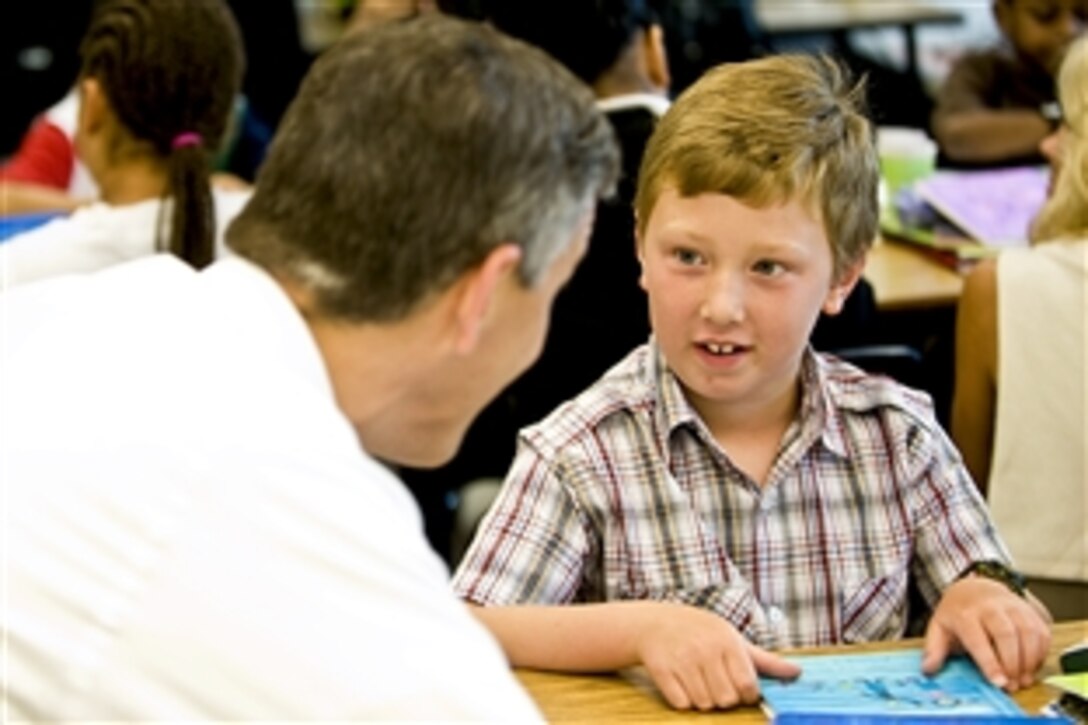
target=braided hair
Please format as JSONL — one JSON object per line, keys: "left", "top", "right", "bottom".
{"left": 80, "top": 0, "right": 244, "bottom": 268}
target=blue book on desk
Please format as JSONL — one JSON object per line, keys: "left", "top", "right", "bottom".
{"left": 774, "top": 716, "right": 1063, "bottom": 724}
{"left": 760, "top": 649, "right": 1025, "bottom": 720}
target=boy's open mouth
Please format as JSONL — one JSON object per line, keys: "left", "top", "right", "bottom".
{"left": 701, "top": 342, "right": 748, "bottom": 357}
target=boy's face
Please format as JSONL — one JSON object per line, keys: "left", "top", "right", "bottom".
{"left": 638, "top": 188, "right": 859, "bottom": 422}
{"left": 998, "top": 0, "right": 1086, "bottom": 76}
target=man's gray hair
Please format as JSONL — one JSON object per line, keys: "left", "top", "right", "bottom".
{"left": 227, "top": 15, "right": 619, "bottom": 321}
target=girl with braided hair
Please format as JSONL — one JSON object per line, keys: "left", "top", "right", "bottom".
{"left": 2, "top": 0, "right": 248, "bottom": 285}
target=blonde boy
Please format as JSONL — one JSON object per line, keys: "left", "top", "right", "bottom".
{"left": 453, "top": 54, "right": 1052, "bottom": 712}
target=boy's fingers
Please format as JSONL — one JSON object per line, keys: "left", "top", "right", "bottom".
{"left": 1027, "top": 622, "right": 1051, "bottom": 673}
{"left": 652, "top": 669, "right": 691, "bottom": 711}
{"left": 703, "top": 660, "right": 740, "bottom": 709}
{"left": 956, "top": 619, "right": 1009, "bottom": 689}
{"left": 748, "top": 643, "right": 801, "bottom": 680}
{"left": 983, "top": 613, "right": 1022, "bottom": 688}
{"left": 1011, "top": 608, "right": 1050, "bottom": 685}
{"left": 921, "top": 623, "right": 952, "bottom": 675}
{"left": 676, "top": 662, "right": 715, "bottom": 711}
{"left": 725, "top": 650, "right": 762, "bottom": 705}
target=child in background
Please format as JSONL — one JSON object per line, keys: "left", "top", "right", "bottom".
{"left": 454, "top": 53, "right": 1052, "bottom": 712}
{"left": 0, "top": 89, "right": 97, "bottom": 214}
{"left": 932, "top": 0, "right": 1084, "bottom": 165}
{"left": 953, "top": 35, "right": 1088, "bottom": 620}
{"left": 2, "top": 0, "right": 248, "bottom": 286}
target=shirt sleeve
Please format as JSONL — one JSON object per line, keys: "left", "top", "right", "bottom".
{"left": 0, "top": 120, "right": 75, "bottom": 189}
{"left": 451, "top": 433, "right": 771, "bottom": 644}
{"left": 657, "top": 583, "right": 771, "bottom": 647}
{"left": 934, "top": 52, "right": 1000, "bottom": 119}
{"left": 907, "top": 420, "right": 1012, "bottom": 607}
{"left": 453, "top": 438, "right": 595, "bottom": 606}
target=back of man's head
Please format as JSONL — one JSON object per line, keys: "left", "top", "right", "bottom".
{"left": 227, "top": 15, "right": 619, "bottom": 322}
{"left": 471, "top": 0, "right": 659, "bottom": 86}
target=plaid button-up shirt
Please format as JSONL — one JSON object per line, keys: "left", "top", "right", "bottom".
{"left": 453, "top": 343, "right": 1011, "bottom": 649}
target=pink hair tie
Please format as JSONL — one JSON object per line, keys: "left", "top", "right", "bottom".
{"left": 171, "top": 132, "right": 203, "bottom": 150}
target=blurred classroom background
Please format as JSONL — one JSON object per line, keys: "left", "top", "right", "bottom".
{"left": 4, "top": 1, "right": 1070, "bottom": 582}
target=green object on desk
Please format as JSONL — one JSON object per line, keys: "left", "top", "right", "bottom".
{"left": 879, "top": 200, "right": 994, "bottom": 271}
{"left": 1047, "top": 673, "right": 1088, "bottom": 699}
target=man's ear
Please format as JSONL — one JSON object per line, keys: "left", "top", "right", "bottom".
{"left": 452, "top": 243, "right": 523, "bottom": 354}
{"left": 644, "top": 24, "right": 671, "bottom": 92}
{"left": 822, "top": 256, "right": 866, "bottom": 315}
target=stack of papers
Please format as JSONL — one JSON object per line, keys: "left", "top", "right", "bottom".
{"left": 915, "top": 167, "right": 1049, "bottom": 247}
{"left": 879, "top": 167, "right": 1049, "bottom": 269}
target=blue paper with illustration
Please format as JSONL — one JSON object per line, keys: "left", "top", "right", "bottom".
{"left": 760, "top": 649, "right": 1023, "bottom": 717}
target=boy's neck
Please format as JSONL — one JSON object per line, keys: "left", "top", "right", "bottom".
{"left": 692, "top": 376, "right": 802, "bottom": 487}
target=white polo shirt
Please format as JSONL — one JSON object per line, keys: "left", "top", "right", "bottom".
{"left": 1, "top": 255, "right": 541, "bottom": 720}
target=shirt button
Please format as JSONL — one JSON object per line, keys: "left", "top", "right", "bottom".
{"left": 767, "top": 606, "right": 785, "bottom": 625}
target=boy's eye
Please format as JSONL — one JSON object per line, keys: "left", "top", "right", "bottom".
{"left": 672, "top": 247, "right": 705, "bottom": 266}
{"left": 752, "top": 259, "right": 786, "bottom": 277}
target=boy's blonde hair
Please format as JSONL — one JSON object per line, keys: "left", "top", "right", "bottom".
{"left": 1032, "top": 35, "right": 1088, "bottom": 242}
{"left": 635, "top": 54, "right": 878, "bottom": 279}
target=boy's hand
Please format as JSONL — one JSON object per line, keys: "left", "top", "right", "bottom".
{"left": 635, "top": 603, "right": 800, "bottom": 711}
{"left": 922, "top": 576, "right": 1051, "bottom": 691}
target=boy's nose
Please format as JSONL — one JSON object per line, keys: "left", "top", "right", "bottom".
{"left": 700, "top": 274, "right": 746, "bottom": 325}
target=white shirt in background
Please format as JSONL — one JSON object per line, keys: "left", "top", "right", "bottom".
{"left": 1, "top": 188, "right": 252, "bottom": 287}
{"left": 990, "top": 240, "right": 1088, "bottom": 583}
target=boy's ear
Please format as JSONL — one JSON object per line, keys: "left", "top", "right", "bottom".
{"left": 821, "top": 256, "right": 866, "bottom": 316}
{"left": 451, "top": 243, "right": 523, "bottom": 354}
{"left": 635, "top": 228, "right": 649, "bottom": 291}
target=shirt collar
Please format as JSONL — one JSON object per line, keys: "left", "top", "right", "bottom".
{"left": 647, "top": 340, "right": 713, "bottom": 467}
{"left": 595, "top": 92, "right": 671, "bottom": 118}
{"left": 646, "top": 343, "right": 851, "bottom": 466}
{"left": 799, "top": 347, "right": 850, "bottom": 459}
{"left": 201, "top": 257, "right": 335, "bottom": 403}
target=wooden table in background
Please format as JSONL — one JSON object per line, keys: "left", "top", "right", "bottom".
{"left": 865, "top": 237, "right": 965, "bottom": 311}
{"left": 755, "top": 0, "right": 962, "bottom": 78}
{"left": 516, "top": 619, "right": 1088, "bottom": 723}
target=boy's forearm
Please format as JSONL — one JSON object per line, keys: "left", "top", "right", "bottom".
{"left": 934, "top": 109, "right": 1051, "bottom": 163}
{"left": 468, "top": 601, "right": 658, "bottom": 672}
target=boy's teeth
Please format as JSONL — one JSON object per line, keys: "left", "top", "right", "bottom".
{"left": 707, "top": 343, "right": 736, "bottom": 355}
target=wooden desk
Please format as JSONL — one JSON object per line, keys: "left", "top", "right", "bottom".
{"left": 865, "top": 237, "right": 965, "bottom": 311}
{"left": 756, "top": 1, "right": 962, "bottom": 80}
{"left": 516, "top": 619, "right": 1088, "bottom": 723}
